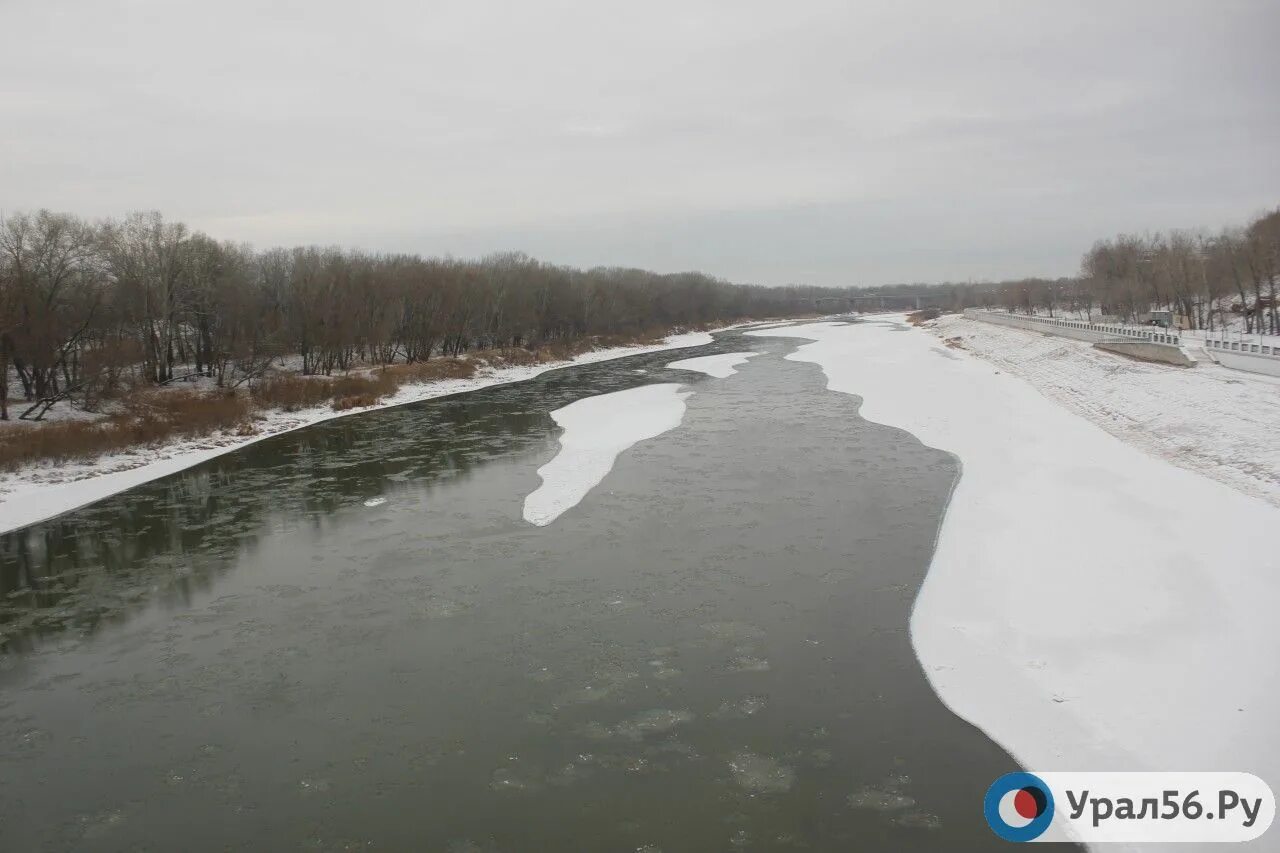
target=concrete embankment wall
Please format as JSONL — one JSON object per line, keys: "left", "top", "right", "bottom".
{"left": 1198, "top": 340, "right": 1280, "bottom": 377}
{"left": 1204, "top": 348, "right": 1280, "bottom": 378}
{"left": 962, "top": 309, "right": 1183, "bottom": 346}
{"left": 964, "top": 309, "right": 1194, "bottom": 366}
{"left": 1093, "top": 340, "right": 1196, "bottom": 367}
{"left": 961, "top": 309, "right": 1280, "bottom": 375}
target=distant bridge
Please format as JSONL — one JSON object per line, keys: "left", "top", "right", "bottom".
{"left": 814, "top": 293, "right": 948, "bottom": 313}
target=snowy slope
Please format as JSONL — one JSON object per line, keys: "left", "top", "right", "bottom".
{"left": 931, "top": 314, "right": 1280, "bottom": 507}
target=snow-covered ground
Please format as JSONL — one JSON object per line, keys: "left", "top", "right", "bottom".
{"left": 522, "top": 383, "right": 691, "bottom": 526}
{"left": 748, "top": 319, "right": 1280, "bottom": 849}
{"left": 0, "top": 331, "right": 715, "bottom": 535}
{"left": 931, "top": 313, "right": 1280, "bottom": 507}
{"left": 665, "top": 351, "right": 757, "bottom": 378}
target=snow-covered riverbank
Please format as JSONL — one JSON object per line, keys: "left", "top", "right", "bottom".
{"left": 0, "top": 331, "right": 716, "bottom": 535}
{"left": 748, "top": 319, "right": 1280, "bottom": 846}
{"left": 928, "top": 313, "right": 1280, "bottom": 507}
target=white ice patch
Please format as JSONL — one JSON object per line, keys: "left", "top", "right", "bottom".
{"left": 362, "top": 497, "right": 387, "bottom": 508}
{"left": 665, "top": 351, "right": 756, "bottom": 378}
{"left": 747, "top": 320, "right": 1280, "bottom": 827}
{"left": 522, "top": 384, "right": 690, "bottom": 526}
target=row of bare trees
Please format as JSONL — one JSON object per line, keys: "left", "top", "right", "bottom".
{"left": 979, "top": 208, "right": 1280, "bottom": 332}
{"left": 0, "top": 210, "right": 842, "bottom": 420}
{"left": 5, "top": 204, "right": 1275, "bottom": 420}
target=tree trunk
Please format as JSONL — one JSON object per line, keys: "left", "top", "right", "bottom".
{"left": 0, "top": 349, "right": 8, "bottom": 421}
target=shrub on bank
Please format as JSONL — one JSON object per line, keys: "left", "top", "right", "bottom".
{"left": 0, "top": 390, "right": 250, "bottom": 470}
{"left": 0, "top": 329, "right": 683, "bottom": 470}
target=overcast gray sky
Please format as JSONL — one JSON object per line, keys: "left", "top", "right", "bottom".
{"left": 3, "top": 0, "right": 1277, "bottom": 286}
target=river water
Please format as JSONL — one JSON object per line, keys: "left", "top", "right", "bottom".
{"left": 1, "top": 326, "right": 1040, "bottom": 851}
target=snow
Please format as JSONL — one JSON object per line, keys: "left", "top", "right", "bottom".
{"left": 747, "top": 320, "right": 1280, "bottom": 842}
{"left": 522, "top": 384, "right": 691, "bottom": 527}
{"left": 665, "top": 351, "right": 757, "bottom": 378}
{"left": 0, "top": 331, "right": 713, "bottom": 535}
{"left": 0, "top": 401, "right": 107, "bottom": 426}
{"left": 931, "top": 314, "right": 1280, "bottom": 507}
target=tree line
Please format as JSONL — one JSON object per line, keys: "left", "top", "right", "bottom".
{"left": 0, "top": 210, "right": 845, "bottom": 420}
{"left": 971, "top": 207, "right": 1280, "bottom": 332}
{"left": 4, "top": 204, "right": 1276, "bottom": 421}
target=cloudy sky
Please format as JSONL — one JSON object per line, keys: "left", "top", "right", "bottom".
{"left": 3, "top": 0, "right": 1277, "bottom": 285}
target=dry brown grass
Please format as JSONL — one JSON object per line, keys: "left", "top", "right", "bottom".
{"left": 122, "top": 390, "right": 251, "bottom": 437}
{"left": 527, "top": 339, "right": 590, "bottom": 362}
{"left": 476, "top": 347, "right": 540, "bottom": 367}
{"left": 253, "top": 377, "right": 338, "bottom": 411}
{"left": 0, "top": 328, "right": 707, "bottom": 469}
{"left": 906, "top": 308, "right": 942, "bottom": 326}
{"left": 251, "top": 359, "right": 482, "bottom": 414}
{"left": 0, "top": 390, "right": 250, "bottom": 470}
{"left": 521, "top": 330, "right": 664, "bottom": 363}
{"left": 383, "top": 358, "right": 478, "bottom": 384}
{"left": 332, "top": 393, "right": 380, "bottom": 411}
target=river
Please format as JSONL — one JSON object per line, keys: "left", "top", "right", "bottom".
{"left": 1, "top": 325, "right": 1042, "bottom": 851}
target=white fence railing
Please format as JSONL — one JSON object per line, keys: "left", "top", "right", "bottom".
{"left": 1201, "top": 338, "right": 1280, "bottom": 357}
{"left": 962, "top": 309, "right": 1280, "bottom": 377}
{"left": 1182, "top": 327, "right": 1280, "bottom": 355}
{"left": 963, "top": 310, "right": 1182, "bottom": 346}
{"left": 1195, "top": 336, "right": 1280, "bottom": 377}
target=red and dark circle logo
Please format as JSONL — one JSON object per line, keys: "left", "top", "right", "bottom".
{"left": 985, "top": 772, "right": 1055, "bottom": 841}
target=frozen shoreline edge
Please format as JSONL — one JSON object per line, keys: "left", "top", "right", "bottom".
{"left": 748, "top": 318, "right": 1280, "bottom": 849}
{"left": 522, "top": 383, "right": 692, "bottom": 527}
{"left": 0, "top": 329, "right": 725, "bottom": 535}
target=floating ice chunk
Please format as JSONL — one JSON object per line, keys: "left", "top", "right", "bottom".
{"left": 711, "top": 695, "right": 768, "bottom": 719}
{"left": 847, "top": 774, "right": 916, "bottom": 811}
{"left": 584, "top": 709, "right": 695, "bottom": 741}
{"left": 892, "top": 811, "right": 942, "bottom": 830}
{"left": 700, "top": 621, "right": 765, "bottom": 642}
{"left": 665, "top": 351, "right": 757, "bottom": 378}
{"left": 727, "top": 655, "right": 770, "bottom": 673}
{"left": 546, "top": 760, "right": 593, "bottom": 787}
{"left": 523, "top": 384, "right": 691, "bottom": 526}
{"left": 560, "top": 666, "right": 640, "bottom": 705}
{"left": 421, "top": 597, "right": 468, "bottom": 618}
{"left": 726, "top": 751, "right": 795, "bottom": 793}
{"left": 612, "top": 709, "right": 695, "bottom": 739}
{"left": 846, "top": 772, "right": 940, "bottom": 828}
{"left": 77, "top": 809, "right": 126, "bottom": 841}
{"left": 489, "top": 759, "right": 542, "bottom": 793}
{"left": 362, "top": 497, "right": 386, "bottom": 508}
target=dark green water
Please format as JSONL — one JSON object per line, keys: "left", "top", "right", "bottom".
{"left": 0, "top": 329, "right": 1048, "bottom": 851}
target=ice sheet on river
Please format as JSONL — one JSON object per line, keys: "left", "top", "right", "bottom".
{"left": 522, "top": 383, "right": 691, "bottom": 526}
{"left": 747, "top": 319, "right": 1280, "bottom": 797}
{"left": 665, "top": 351, "right": 756, "bottom": 378}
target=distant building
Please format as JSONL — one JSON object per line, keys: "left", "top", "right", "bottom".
{"left": 1137, "top": 310, "right": 1173, "bottom": 327}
